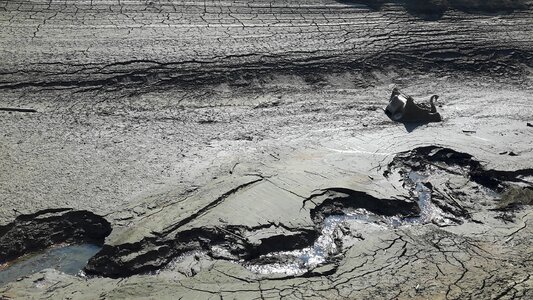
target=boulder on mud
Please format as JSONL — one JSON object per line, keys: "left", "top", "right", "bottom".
{"left": 385, "top": 88, "right": 442, "bottom": 123}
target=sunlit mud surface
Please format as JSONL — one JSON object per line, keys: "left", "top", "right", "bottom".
{"left": 0, "top": 244, "right": 101, "bottom": 286}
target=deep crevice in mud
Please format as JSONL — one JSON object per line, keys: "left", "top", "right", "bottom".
{"left": 84, "top": 224, "right": 318, "bottom": 278}
{"left": 310, "top": 188, "right": 420, "bottom": 224}
{"left": 0, "top": 208, "right": 112, "bottom": 264}
{"left": 82, "top": 147, "right": 533, "bottom": 279}
{"left": 85, "top": 188, "right": 423, "bottom": 278}
{"left": 245, "top": 190, "right": 422, "bottom": 275}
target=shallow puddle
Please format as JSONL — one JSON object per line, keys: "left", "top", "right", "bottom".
{"left": 0, "top": 244, "right": 101, "bottom": 286}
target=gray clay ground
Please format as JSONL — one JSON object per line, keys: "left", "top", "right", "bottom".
{"left": 1, "top": 0, "right": 533, "bottom": 299}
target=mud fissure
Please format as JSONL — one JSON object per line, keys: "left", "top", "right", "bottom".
{"left": 80, "top": 147, "right": 533, "bottom": 278}
{"left": 84, "top": 225, "right": 317, "bottom": 278}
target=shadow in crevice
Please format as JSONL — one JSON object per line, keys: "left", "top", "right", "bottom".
{"left": 336, "top": 0, "right": 528, "bottom": 20}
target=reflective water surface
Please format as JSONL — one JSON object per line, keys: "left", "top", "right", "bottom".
{"left": 0, "top": 244, "right": 101, "bottom": 286}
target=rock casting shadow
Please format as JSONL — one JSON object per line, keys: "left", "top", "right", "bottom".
{"left": 402, "top": 122, "right": 429, "bottom": 132}
{"left": 384, "top": 88, "right": 442, "bottom": 130}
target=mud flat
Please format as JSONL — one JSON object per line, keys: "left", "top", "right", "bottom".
{"left": 1, "top": 0, "right": 533, "bottom": 299}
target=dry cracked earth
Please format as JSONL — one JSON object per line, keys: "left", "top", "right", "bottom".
{"left": 1, "top": 0, "right": 533, "bottom": 299}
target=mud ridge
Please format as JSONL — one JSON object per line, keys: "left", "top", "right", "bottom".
{"left": 1, "top": 48, "right": 530, "bottom": 92}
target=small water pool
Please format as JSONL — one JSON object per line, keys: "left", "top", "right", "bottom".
{"left": 0, "top": 244, "right": 101, "bottom": 286}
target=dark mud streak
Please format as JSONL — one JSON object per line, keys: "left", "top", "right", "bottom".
{"left": 340, "top": 0, "right": 529, "bottom": 15}
{"left": 0, "top": 107, "right": 37, "bottom": 113}
{"left": 252, "top": 230, "right": 318, "bottom": 257}
{"left": 470, "top": 168, "right": 533, "bottom": 191}
{"left": 0, "top": 208, "right": 111, "bottom": 263}
{"left": 431, "top": 185, "right": 471, "bottom": 221}
{"left": 0, "top": 49, "right": 530, "bottom": 91}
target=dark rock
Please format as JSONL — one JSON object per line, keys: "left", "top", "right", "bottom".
{"left": 305, "top": 263, "right": 338, "bottom": 277}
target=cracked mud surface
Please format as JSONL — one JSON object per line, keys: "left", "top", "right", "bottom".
{"left": 1, "top": 0, "right": 533, "bottom": 299}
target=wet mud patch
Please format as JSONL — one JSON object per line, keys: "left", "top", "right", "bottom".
{"left": 0, "top": 208, "right": 111, "bottom": 285}
{"left": 0, "top": 209, "right": 111, "bottom": 263}
{"left": 0, "top": 244, "right": 101, "bottom": 286}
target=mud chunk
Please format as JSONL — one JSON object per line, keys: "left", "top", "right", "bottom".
{"left": 385, "top": 88, "right": 442, "bottom": 123}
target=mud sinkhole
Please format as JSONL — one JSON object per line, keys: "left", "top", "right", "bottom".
{"left": 387, "top": 146, "right": 533, "bottom": 218}
{"left": 0, "top": 208, "right": 111, "bottom": 285}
